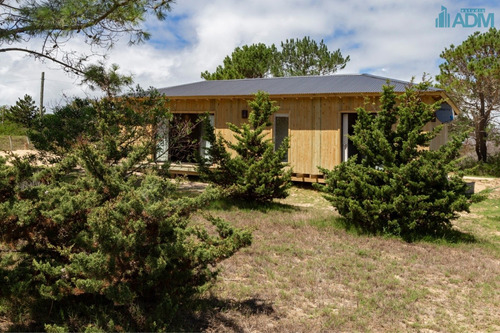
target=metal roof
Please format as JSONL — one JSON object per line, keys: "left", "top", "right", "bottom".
{"left": 157, "top": 74, "right": 442, "bottom": 98}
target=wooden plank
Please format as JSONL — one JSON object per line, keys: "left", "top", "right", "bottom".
{"left": 320, "top": 97, "right": 341, "bottom": 170}
{"left": 312, "top": 98, "right": 321, "bottom": 174}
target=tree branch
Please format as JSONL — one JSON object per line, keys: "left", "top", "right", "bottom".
{"left": 0, "top": 47, "right": 85, "bottom": 75}
{"left": 1, "top": 0, "right": 134, "bottom": 38}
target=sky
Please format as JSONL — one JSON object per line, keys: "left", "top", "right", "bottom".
{"left": 0, "top": 0, "right": 499, "bottom": 111}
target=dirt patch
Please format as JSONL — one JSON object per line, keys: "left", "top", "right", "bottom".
{"left": 464, "top": 176, "right": 500, "bottom": 199}
{"left": 0, "top": 149, "right": 38, "bottom": 158}
{"left": 177, "top": 180, "right": 208, "bottom": 193}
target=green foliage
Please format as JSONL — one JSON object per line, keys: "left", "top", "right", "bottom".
{"left": 198, "top": 91, "right": 292, "bottom": 202}
{"left": 0, "top": 92, "right": 251, "bottom": 331}
{"left": 201, "top": 43, "right": 279, "bottom": 80}
{"left": 0, "top": 0, "right": 175, "bottom": 73}
{"left": 318, "top": 82, "right": 477, "bottom": 240}
{"left": 83, "top": 63, "right": 134, "bottom": 97}
{"left": 0, "top": 120, "right": 27, "bottom": 135}
{"left": 0, "top": 104, "right": 8, "bottom": 121}
{"left": 202, "top": 37, "right": 349, "bottom": 80}
{"left": 7, "top": 94, "right": 39, "bottom": 128}
{"left": 28, "top": 98, "right": 97, "bottom": 157}
{"left": 457, "top": 153, "right": 500, "bottom": 177}
{"left": 276, "top": 36, "right": 350, "bottom": 76}
{"left": 29, "top": 66, "right": 156, "bottom": 160}
{"left": 437, "top": 28, "right": 500, "bottom": 162}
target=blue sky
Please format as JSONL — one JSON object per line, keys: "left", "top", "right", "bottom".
{"left": 1, "top": 0, "right": 498, "bottom": 109}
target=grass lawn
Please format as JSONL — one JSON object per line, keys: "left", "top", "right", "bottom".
{"left": 1, "top": 181, "right": 500, "bottom": 332}
{"left": 175, "top": 182, "right": 500, "bottom": 332}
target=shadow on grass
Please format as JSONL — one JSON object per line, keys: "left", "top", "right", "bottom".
{"left": 331, "top": 217, "right": 478, "bottom": 244}
{"left": 208, "top": 197, "right": 300, "bottom": 213}
{"left": 169, "top": 296, "right": 277, "bottom": 332}
{"left": 4, "top": 295, "right": 276, "bottom": 333}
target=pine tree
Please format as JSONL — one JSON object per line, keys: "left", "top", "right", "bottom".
{"left": 201, "top": 43, "right": 279, "bottom": 80}
{"left": 0, "top": 90, "right": 251, "bottom": 331}
{"left": 1, "top": 0, "right": 175, "bottom": 74}
{"left": 437, "top": 28, "right": 500, "bottom": 162}
{"left": 7, "top": 94, "right": 39, "bottom": 128}
{"left": 198, "top": 91, "right": 292, "bottom": 202}
{"left": 318, "top": 81, "right": 476, "bottom": 239}
{"left": 201, "top": 37, "right": 350, "bottom": 79}
{"left": 277, "top": 36, "right": 349, "bottom": 76}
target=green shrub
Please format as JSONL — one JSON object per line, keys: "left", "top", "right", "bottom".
{"left": 0, "top": 120, "right": 27, "bottom": 135}
{"left": 318, "top": 81, "right": 477, "bottom": 240}
{"left": 198, "top": 91, "right": 292, "bottom": 202}
{"left": 457, "top": 153, "right": 500, "bottom": 177}
{"left": 28, "top": 98, "right": 97, "bottom": 156}
{"left": 0, "top": 92, "right": 251, "bottom": 331}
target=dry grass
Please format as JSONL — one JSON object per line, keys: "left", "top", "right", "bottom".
{"left": 177, "top": 181, "right": 500, "bottom": 333}
{"left": 2, "top": 180, "right": 500, "bottom": 332}
{"left": 0, "top": 136, "right": 34, "bottom": 151}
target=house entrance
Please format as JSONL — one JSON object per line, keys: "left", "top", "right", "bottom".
{"left": 156, "top": 113, "right": 214, "bottom": 163}
{"left": 341, "top": 113, "right": 359, "bottom": 162}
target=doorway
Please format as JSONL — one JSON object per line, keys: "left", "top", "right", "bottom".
{"left": 341, "top": 113, "right": 359, "bottom": 162}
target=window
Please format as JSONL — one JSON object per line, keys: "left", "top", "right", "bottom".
{"left": 274, "top": 114, "right": 289, "bottom": 162}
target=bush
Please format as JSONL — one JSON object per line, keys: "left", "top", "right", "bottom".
{"left": 457, "top": 153, "right": 500, "bottom": 177}
{"left": 318, "top": 81, "right": 477, "bottom": 240}
{"left": 0, "top": 92, "right": 251, "bottom": 331}
{"left": 28, "top": 98, "right": 97, "bottom": 156}
{"left": 0, "top": 120, "right": 27, "bottom": 135}
{"left": 198, "top": 91, "right": 292, "bottom": 203}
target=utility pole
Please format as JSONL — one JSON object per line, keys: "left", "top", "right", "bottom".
{"left": 40, "top": 71, "right": 45, "bottom": 117}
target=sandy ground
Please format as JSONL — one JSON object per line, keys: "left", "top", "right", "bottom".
{"left": 463, "top": 176, "right": 500, "bottom": 194}
{"left": 0, "top": 149, "right": 36, "bottom": 158}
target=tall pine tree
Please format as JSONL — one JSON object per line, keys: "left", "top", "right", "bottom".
{"left": 201, "top": 37, "right": 349, "bottom": 79}
{"left": 437, "top": 28, "right": 500, "bottom": 162}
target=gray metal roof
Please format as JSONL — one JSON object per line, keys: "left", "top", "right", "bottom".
{"left": 157, "top": 74, "right": 442, "bottom": 98}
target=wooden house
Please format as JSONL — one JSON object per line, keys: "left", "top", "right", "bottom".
{"left": 157, "top": 74, "right": 458, "bottom": 182}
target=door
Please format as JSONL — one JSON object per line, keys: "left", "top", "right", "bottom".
{"left": 341, "top": 113, "right": 359, "bottom": 162}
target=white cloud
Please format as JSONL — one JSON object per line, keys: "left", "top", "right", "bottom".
{"left": 1, "top": 0, "right": 498, "bottom": 109}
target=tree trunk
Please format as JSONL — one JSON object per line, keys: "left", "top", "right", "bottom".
{"left": 476, "top": 95, "right": 488, "bottom": 162}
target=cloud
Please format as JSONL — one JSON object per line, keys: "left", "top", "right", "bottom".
{"left": 1, "top": 0, "right": 498, "bottom": 108}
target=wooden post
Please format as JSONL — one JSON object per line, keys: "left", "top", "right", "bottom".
{"left": 40, "top": 72, "right": 45, "bottom": 117}
{"left": 9, "top": 135, "right": 13, "bottom": 151}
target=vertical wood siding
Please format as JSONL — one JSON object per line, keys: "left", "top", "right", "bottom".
{"left": 167, "top": 93, "right": 449, "bottom": 179}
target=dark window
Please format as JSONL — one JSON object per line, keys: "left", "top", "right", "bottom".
{"left": 274, "top": 115, "right": 289, "bottom": 162}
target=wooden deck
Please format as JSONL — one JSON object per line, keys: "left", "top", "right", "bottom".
{"left": 169, "top": 163, "right": 325, "bottom": 183}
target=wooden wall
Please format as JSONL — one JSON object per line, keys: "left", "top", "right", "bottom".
{"left": 167, "top": 93, "right": 449, "bottom": 181}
